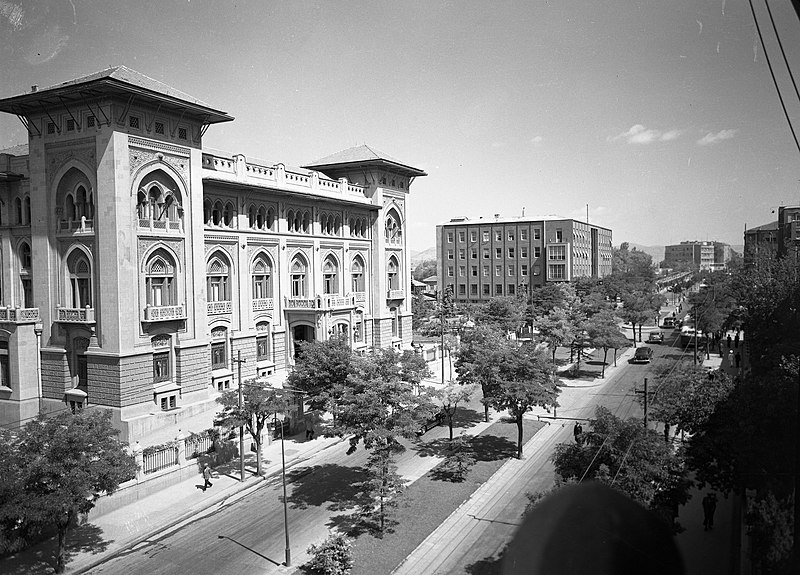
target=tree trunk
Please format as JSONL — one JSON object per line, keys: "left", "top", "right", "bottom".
{"left": 55, "top": 511, "right": 72, "bottom": 573}
{"left": 256, "top": 432, "right": 263, "bottom": 475}
{"left": 664, "top": 423, "right": 671, "bottom": 444}
{"left": 602, "top": 348, "right": 608, "bottom": 378}
{"left": 631, "top": 322, "right": 637, "bottom": 346}
{"left": 638, "top": 324, "right": 642, "bottom": 342}
{"left": 516, "top": 415, "right": 524, "bottom": 459}
{"left": 614, "top": 348, "right": 618, "bottom": 366}
{"left": 552, "top": 346, "right": 557, "bottom": 365}
{"left": 449, "top": 421, "right": 454, "bottom": 442}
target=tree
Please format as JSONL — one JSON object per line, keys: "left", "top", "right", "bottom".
{"left": 454, "top": 326, "right": 504, "bottom": 422}
{"left": 552, "top": 406, "right": 690, "bottom": 526}
{"left": 612, "top": 242, "right": 655, "bottom": 285}
{"left": 435, "top": 383, "right": 475, "bottom": 442}
{"left": 476, "top": 296, "right": 525, "bottom": 334}
{"left": 489, "top": 341, "right": 561, "bottom": 458}
{"left": 620, "top": 290, "right": 659, "bottom": 344}
{"left": 398, "top": 349, "right": 432, "bottom": 395}
{"left": 332, "top": 350, "right": 436, "bottom": 533}
{"left": 583, "top": 310, "right": 630, "bottom": 378}
{"left": 412, "top": 259, "right": 437, "bottom": 282}
{"left": 529, "top": 283, "right": 577, "bottom": 318}
{"left": 646, "top": 364, "right": 734, "bottom": 443}
{"left": 412, "top": 294, "right": 436, "bottom": 332}
{"left": 215, "top": 383, "right": 289, "bottom": 476}
{"left": 286, "top": 336, "right": 352, "bottom": 417}
{"left": 535, "top": 307, "right": 574, "bottom": 364}
{"left": 0, "top": 410, "right": 137, "bottom": 573}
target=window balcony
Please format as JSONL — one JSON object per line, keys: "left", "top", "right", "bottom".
{"left": 144, "top": 304, "right": 186, "bottom": 322}
{"left": 318, "top": 294, "right": 355, "bottom": 310}
{"left": 252, "top": 298, "right": 274, "bottom": 312}
{"left": 283, "top": 297, "right": 317, "bottom": 310}
{"left": 0, "top": 306, "right": 40, "bottom": 324}
{"left": 138, "top": 218, "right": 182, "bottom": 233}
{"left": 207, "top": 301, "right": 232, "bottom": 315}
{"left": 56, "top": 306, "right": 95, "bottom": 323}
{"left": 386, "top": 289, "right": 405, "bottom": 300}
{"left": 351, "top": 291, "right": 366, "bottom": 304}
{"left": 57, "top": 218, "right": 94, "bottom": 235}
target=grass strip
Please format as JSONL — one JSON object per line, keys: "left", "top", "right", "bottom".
{"left": 349, "top": 417, "right": 545, "bottom": 575}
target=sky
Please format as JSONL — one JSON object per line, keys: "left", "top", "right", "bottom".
{"left": 1, "top": 0, "right": 799, "bottom": 253}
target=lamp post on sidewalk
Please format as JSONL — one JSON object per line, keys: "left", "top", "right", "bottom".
{"left": 233, "top": 351, "right": 247, "bottom": 482}
{"left": 273, "top": 410, "right": 291, "bottom": 567}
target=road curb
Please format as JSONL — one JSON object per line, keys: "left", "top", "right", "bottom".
{"left": 68, "top": 435, "right": 348, "bottom": 574}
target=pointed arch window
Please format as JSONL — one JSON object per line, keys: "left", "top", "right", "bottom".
{"left": 323, "top": 256, "right": 339, "bottom": 295}
{"left": 252, "top": 256, "right": 273, "bottom": 299}
{"left": 385, "top": 211, "right": 402, "bottom": 244}
{"left": 67, "top": 250, "right": 93, "bottom": 308}
{"left": 146, "top": 252, "right": 176, "bottom": 307}
{"left": 15, "top": 198, "right": 23, "bottom": 225}
{"left": 387, "top": 256, "right": 400, "bottom": 291}
{"left": 19, "top": 242, "right": 33, "bottom": 308}
{"left": 207, "top": 256, "right": 230, "bottom": 302}
{"left": 351, "top": 256, "right": 365, "bottom": 293}
{"left": 290, "top": 256, "right": 307, "bottom": 297}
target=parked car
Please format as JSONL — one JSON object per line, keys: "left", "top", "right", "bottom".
{"left": 662, "top": 317, "right": 675, "bottom": 329}
{"left": 647, "top": 331, "right": 664, "bottom": 344}
{"left": 631, "top": 346, "right": 654, "bottom": 364}
{"left": 416, "top": 411, "right": 445, "bottom": 436}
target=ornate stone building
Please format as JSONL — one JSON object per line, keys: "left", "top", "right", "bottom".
{"left": 0, "top": 67, "right": 424, "bottom": 443}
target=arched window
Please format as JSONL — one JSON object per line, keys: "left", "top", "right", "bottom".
{"left": 248, "top": 205, "right": 256, "bottom": 228}
{"left": 15, "top": 198, "right": 22, "bottom": 224}
{"left": 290, "top": 255, "right": 307, "bottom": 297}
{"left": 302, "top": 211, "right": 310, "bottom": 233}
{"left": 323, "top": 256, "right": 338, "bottom": 295}
{"left": 145, "top": 250, "right": 176, "bottom": 307}
{"left": 385, "top": 210, "right": 402, "bottom": 244}
{"left": 24, "top": 197, "right": 31, "bottom": 224}
{"left": 67, "top": 250, "right": 92, "bottom": 308}
{"left": 19, "top": 242, "right": 32, "bottom": 308}
{"left": 351, "top": 255, "right": 365, "bottom": 293}
{"left": 256, "top": 206, "right": 266, "bottom": 230}
{"left": 66, "top": 193, "right": 78, "bottom": 221}
{"left": 286, "top": 210, "right": 295, "bottom": 232}
{"left": 266, "top": 207, "right": 275, "bottom": 230}
{"left": 387, "top": 256, "right": 399, "bottom": 290}
{"left": 223, "top": 202, "right": 234, "bottom": 227}
{"left": 207, "top": 255, "right": 230, "bottom": 302}
{"left": 204, "top": 199, "right": 213, "bottom": 225}
{"left": 212, "top": 201, "right": 223, "bottom": 226}
{"left": 256, "top": 321, "right": 271, "bottom": 361}
{"left": 252, "top": 255, "right": 272, "bottom": 299}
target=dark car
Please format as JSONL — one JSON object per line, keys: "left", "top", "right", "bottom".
{"left": 631, "top": 346, "right": 654, "bottom": 364}
{"left": 416, "top": 411, "right": 445, "bottom": 436}
{"left": 647, "top": 331, "right": 664, "bottom": 344}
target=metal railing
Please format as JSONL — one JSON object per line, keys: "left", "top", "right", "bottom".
{"left": 184, "top": 433, "right": 214, "bottom": 460}
{"left": 142, "top": 445, "right": 179, "bottom": 475}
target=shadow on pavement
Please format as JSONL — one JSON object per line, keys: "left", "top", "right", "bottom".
{"left": 217, "top": 534, "right": 282, "bottom": 566}
{"left": 469, "top": 433, "right": 517, "bottom": 462}
{"left": 1, "top": 523, "right": 110, "bottom": 575}
{"left": 464, "top": 549, "right": 505, "bottom": 575}
{"left": 286, "top": 463, "right": 371, "bottom": 512}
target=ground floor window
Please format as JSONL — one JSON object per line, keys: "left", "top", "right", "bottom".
{"left": 153, "top": 352, "right": 170, "bottom": 383}
{"left": 211, "top": 342, "right": 226, "bottom": 369}
{"left": 256, "top": 336, "right": 269, "bottom": 361}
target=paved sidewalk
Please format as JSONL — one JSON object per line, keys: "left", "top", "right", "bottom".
{"left": 2, "top": 432, "right": 347, "bottom": 575}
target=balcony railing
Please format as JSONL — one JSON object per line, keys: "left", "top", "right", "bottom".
{"left": 283, "top": 297, "right": 317, "bottom": 310}
{"left": 352, "top": 291, "right": 366, "bottom": 304}
{"left": 144, "top": 305, "right": 186, "bottom": 322}
{"left": 138, "top": 218, "right": 182, "bottom": 233}
{"left": 57, "top": 218, "right": 94, "bottom": 234}
{"left": 207, "top": 301, "right": 232, "bottom": 315}
{"left": 0, "top": 307, "right": 40, "bottom": 324}
{"left": 252, "top": 298, "right": 274, "bottom": 311}
{"left": 56, "top": 306, "right": 95, "bottom": 323}
{"left": 386, "top": 289, "right": 405, "bottom": 300}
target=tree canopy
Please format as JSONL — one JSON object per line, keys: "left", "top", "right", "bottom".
{"left": 0, "top": 410, "right": 137, "bottom": 572}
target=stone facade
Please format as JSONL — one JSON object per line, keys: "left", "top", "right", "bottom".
{"left": 0, "top": 66, "right": 424, "bottom": 445}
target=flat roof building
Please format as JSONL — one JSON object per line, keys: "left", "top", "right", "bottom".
{"left": 435, "top": 215, "right": 612, "bottom": 303}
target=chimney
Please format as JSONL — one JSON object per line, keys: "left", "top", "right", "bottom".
{"left": 31, "top": 85, "right": 38, "bottom": 93}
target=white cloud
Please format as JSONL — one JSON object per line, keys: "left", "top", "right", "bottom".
{"left": 491, "top": 141, "right": 505, "bottom": 148}
{"left": 697, "top": 129, "right": 737, "bottom": 145}
{"left": 610, "top": 124, "right": 682, "bottom": 144}
{"left": 530, "top": 135, "right": 543, "bottom": 144}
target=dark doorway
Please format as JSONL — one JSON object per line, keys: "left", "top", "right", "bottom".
{"left": 293, "top": 325, "right": 315, "bottom": 359}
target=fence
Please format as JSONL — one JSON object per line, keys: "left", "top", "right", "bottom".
{"left": 142, "top": 445, "right": 179, "bottom": 475}
{"left": 184, "top": 432, "right": 214, "bottom": 460}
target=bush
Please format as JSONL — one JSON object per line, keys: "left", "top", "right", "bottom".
{"left": 305, "top": 532, "right": 354, "bottom": 575}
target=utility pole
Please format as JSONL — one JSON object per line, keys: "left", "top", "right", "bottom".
{"left": 233, "top": 350, "right": 247, "bottom": 482}
{"left": 635, "top": 377, "right": 650, "bottom": 429}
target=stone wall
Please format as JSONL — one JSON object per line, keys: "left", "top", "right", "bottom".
{"left": 177, "top": 344, "right": 211, "bottom": 394}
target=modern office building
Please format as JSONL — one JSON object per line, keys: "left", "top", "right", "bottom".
{"left": 663, "top": 241, "right": 731, "bottom": 271}
{"left": 0, "top": 66, "right": 423, "bottom": 444}
{"left": 435, "top": 215, "right": 612, "bottom": 303}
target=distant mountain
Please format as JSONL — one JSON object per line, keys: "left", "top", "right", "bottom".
{"left": 411, "top": 247, "right": 437, "bottom": 266}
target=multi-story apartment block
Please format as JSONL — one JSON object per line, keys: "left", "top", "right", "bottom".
{"left": 744, "top": 205, "right": 800, "bottom": 263}
{"left": 663, "top": 241, "right": 731, "bottom": 271}
{"left": 435, "top": 215, "right": 612, "bottom": 302}
{"left": 0, "top": 66, "right": 424, "bottom": 443}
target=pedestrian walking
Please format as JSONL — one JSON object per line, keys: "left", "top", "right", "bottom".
{"left": 701, "top": 493, "right": 718, "bottom": 531}
{"left": 573, "top": 422, "right": 583, "bottom": 445}
{"left": 735, "top": 352, "right": 741, "bottom": 369}
{"left": 734, "top": 333, "right": 740, "bottom": 349}
{"left": 202, "top": 464, "right": 213, "bottom": 491}
{"left": 726, "top": 334, "right": 732, "bottom": 349}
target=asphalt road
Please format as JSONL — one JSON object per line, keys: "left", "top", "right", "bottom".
{"left": 86, "top": 328, "right": 689, "bottom": 575}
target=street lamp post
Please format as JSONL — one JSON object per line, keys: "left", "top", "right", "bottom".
{"left": 233, "top": 351, "right": 247, "bottom": 482}
{"left": 273, "top": 411, "right": 291, "bottom": 567}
